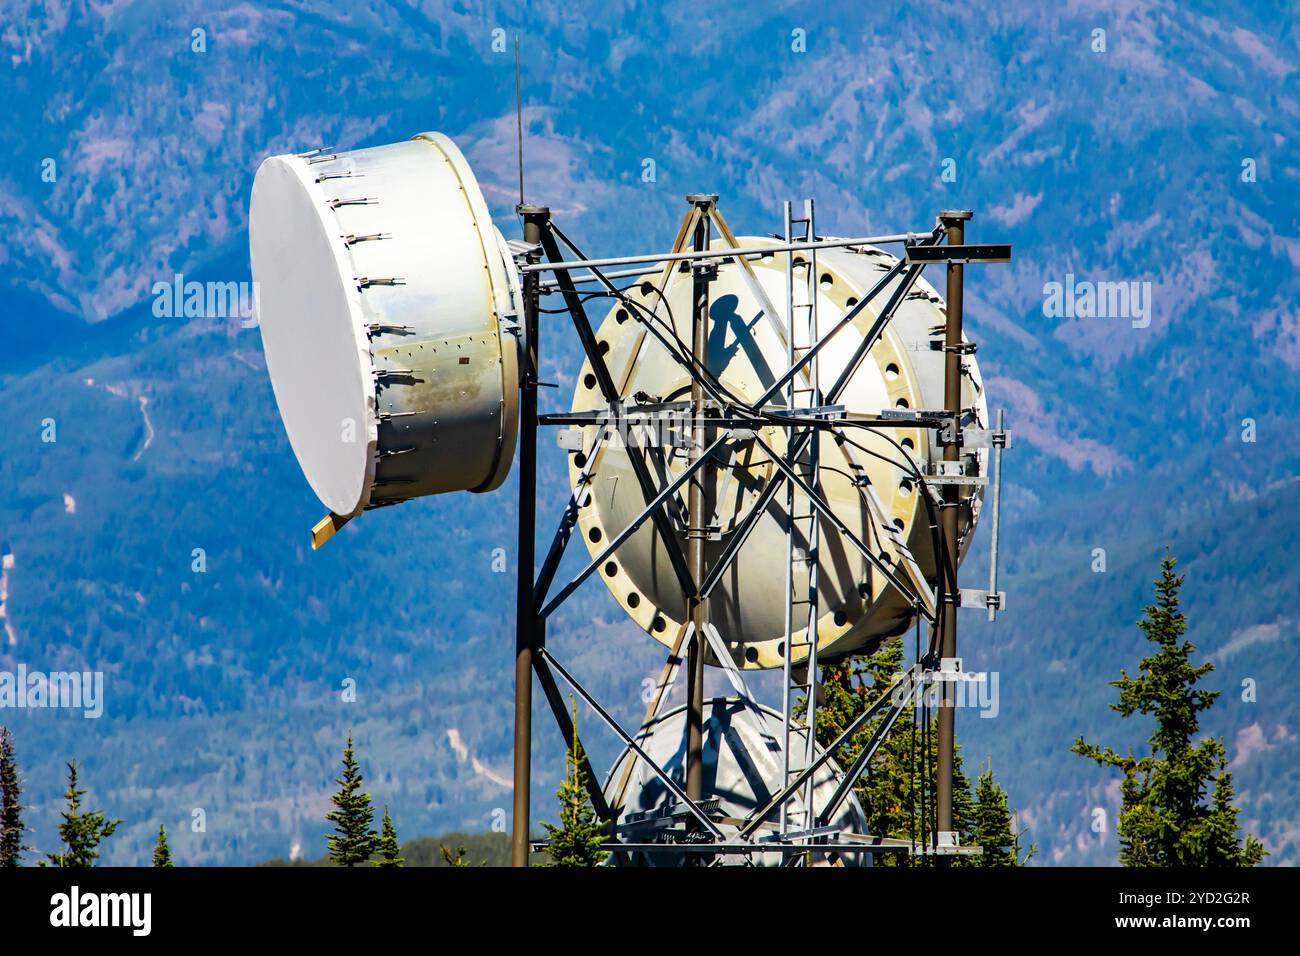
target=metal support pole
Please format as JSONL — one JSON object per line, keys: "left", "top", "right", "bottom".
{"left": 511, "top": 203, "right": 549, "bottom": 867}
{"left": 779, "top": 200, "right": 796, "bottom": 834}
{"left": 935, "top": 209, "right": 970, "bottom": 846}
{"left": 521, "top": 231, "right": 923, "bottom": 277}
{"left": 988, "top": 408, "right": 1005, "bottom": 622}
{"left": 685, "top": 193, "right": 717, "bottom": 810}
{"left": 497, "top": 201, "right": 1007, "bottom": 863}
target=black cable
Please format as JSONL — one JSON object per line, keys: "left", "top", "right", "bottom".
{"left": 922, "top": 680, "right": 932, "bottom": 860}
{"left": 842, "top": 421, "right": 957, "bottom": 661}
{"left": 773, "top": 415, "right": 949, "bottom": 632}
{"left": 621, "top": 288, "right": 756, "bottom": 410}
{"left": 835, "top": 422, "right": 952, "bottom": 640}
{"left": 834, "top": 430, "right": 920, "bottom": 478}
{"left": 911, "top": 613, "right": 921, "bottom": 865}
{"left": 831, "top": 429, "right": 934, "bottom": 561}
{"left": 546, "top": 224, "right": 752, "bottom": 411}
{"left": 687, "top": 402, "right": 955, "bottom": 658}
{"left": 545, "top": 221, "right": 959, "bottom": 655}
{"left": 537, "top": 287, "right": 633, "bottom": 313}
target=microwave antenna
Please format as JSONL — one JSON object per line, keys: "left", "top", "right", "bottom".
{"left": 249, "top": 127, "right": 1013, "bottom": 866}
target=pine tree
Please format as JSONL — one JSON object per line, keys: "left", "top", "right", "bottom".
{"left": 439, "top": 845, "right": 470, "bottom": 867}
{"left": 45, "top": 762, "right": 121, "bottom": 867}
{"left": 325, "top": 731, "right": 378, "bottom": 867}
{"left": 1073, "top": 553, "right": 1265, "bottom": 867}
{"left": 152, "top": 824, "right": 174, "bottom": 867}
{"left": 374, "top": 807, "right": 403, "bottom": 867}
{"left": 0, "top": 726, "right": 25, "bottom": 866}
{"left": 802, "top": 638, "right": 1026, "bottom": 866}
{"left": 970, "top": 761, "right": 1033, "bottom": 866}
{"left": 541, "top": 700, "right": 608, "bottom": 867}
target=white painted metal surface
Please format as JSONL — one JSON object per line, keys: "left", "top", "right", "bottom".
{"left": 605, "top": 697, "right": 870, "bottom": 866}
{"left": 249, "top": 132, "right": 521, "bottom": 518}
{"left": 567, "top": 238, "right": 988, "bottom": 669}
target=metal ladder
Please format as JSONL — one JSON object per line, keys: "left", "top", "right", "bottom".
{"left": 780, "top": 199, "right": 823, "bottom": 836}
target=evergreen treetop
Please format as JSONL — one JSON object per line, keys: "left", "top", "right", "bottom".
{"left": 325, "top": 731, "right": 378, "bottom": 867}
{"left": 805, "top": 638, "right": 1029, "bottom": 866}
{"left": 970, "top": 761, "right": 1033, "bottom": 866}
{"left": 0, "top": 726, "right": 24, "bottom": 867}
{"left": 374, "top": 806, "right": 403, "bottom": 867}
{"left": 439, "top": 844, "right": 470, "bottom": 867}
{"left": 542, "top": 700, "right": 608, "bottom": 867}
{"left": 152, "top": 823, "right": 174, "bottom": 867}
{"left": 45, "top": 761, "right": 121, "bottom": 868}
{"left": 1072, "top": 553, "right": 1265, "bottom": 866}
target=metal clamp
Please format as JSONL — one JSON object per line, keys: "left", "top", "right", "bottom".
{"left": 923, "top": 460, "right": 988, "bottom": 486}
{"left": 958, "top": 587, "right": 1006, "bottom": 613}
{"left": 929, "top": 339, "right": 977, "bottom": 355}
{"left": 508, "top": 239, "right": 543, "bottom": 266}
{"left": 954, "top": 426, "right": 1013, "bottom": 450}
{"left": 767, "top": 404, "right": 846, "bottom": 420}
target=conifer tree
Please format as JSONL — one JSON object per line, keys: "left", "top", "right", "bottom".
{"left": 970, "top": 761, "right": 1033, "bottom": 866}
{"left": 374, "top": 807, "right": 403, "bottom": 867}
{"left": 439, "top": 844, "right": 470, "bottom": 867}
{"left": 1073, "top": 553, "right": 1265, "bottom": 866}
{"left": 0, "top": 726, "right": 24, "bottom": 867}
{"left": 803, "top": 638, "right": 1026, "bottom": 866}
{"left": 325, "top": 731, "right": 378, "bottom": 867}
{"left": 152, "top": 824, "right": 174, "bottom": 867}
{"left": 542, "top": 700, "right": 608, "bottom": 867}
{"left": 45, "top": 762, "right": 121, "bottom": 867}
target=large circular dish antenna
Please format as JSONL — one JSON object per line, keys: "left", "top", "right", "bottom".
{"left": 606, "top": 697, "right": 869, "bottom": 866}
{"left": 567, "top": 239, "right": 988, "bottom": 669}
{"left": 249, "top": 133, "right": 521, "bottom": 527}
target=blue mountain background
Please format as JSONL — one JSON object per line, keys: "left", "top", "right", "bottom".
{"left": 0, "top": 0, "right": 1297, "bottom": 865}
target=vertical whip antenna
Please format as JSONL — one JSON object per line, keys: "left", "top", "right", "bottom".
{"left": 515, "top": 34, "right": 524, "bottom": 206}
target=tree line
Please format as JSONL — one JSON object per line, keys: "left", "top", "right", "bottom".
{"left": 0, "top": 553, "right": 1265, "bottom": 867}
{"left": 480, "top": 553, "right": 1265, "bottom": 867}
{"left": 0, "top": 746, "right": 174, "bottom": 867}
